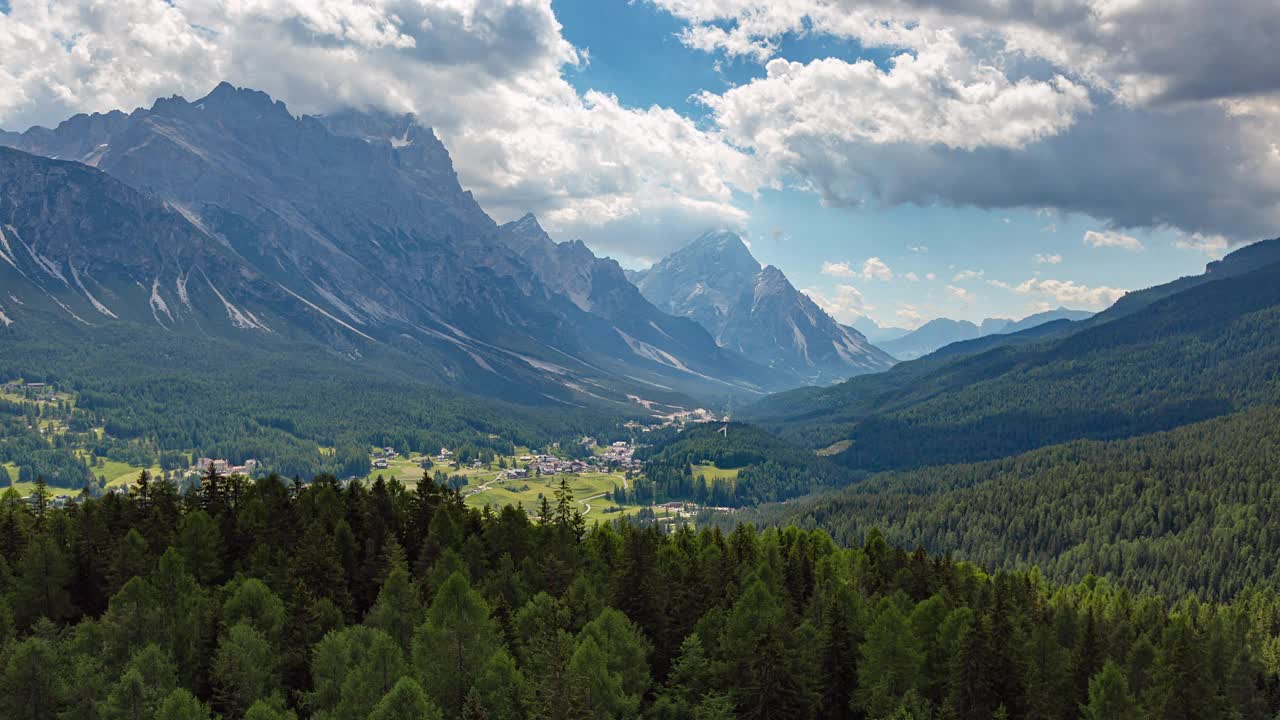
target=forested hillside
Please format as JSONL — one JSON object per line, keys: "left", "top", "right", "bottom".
{"left": 750, "top": 407, "right": 1280, "bottom": 602}
{"left": 4, "top": 470, "right": 1280, "bottom": 719}
{"left": 0, "top": 316, "right": 620, "bottom": 484}
{"left": 745, "top": 241, "right": 1280, "bottom": 472}
{"left": 636, "top": 423, "right": 857, "bottom": 507}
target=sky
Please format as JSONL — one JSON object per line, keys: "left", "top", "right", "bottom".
{"left": 1, "top": 0, "right": 1277, "bottom": 328}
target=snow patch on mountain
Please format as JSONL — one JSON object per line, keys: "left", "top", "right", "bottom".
{"left": 150, "top": 277, "right": 174, "bottom": 326}
{"left": 205, "top": 274, "right": 270, "bottom": 331}
{"left": 71, "top": 265, "right": 118, "bottom": 319}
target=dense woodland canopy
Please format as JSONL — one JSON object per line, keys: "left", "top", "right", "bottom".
{"left": 745, "top": 260, "right": 1280, "bottom": 472}
{"left": 0, "top": 319, "right": 623, "bottom": 486}
{"left": 750, "top": 407, "right": 1280, "bottom": 603}
{"left": 2, "top": 467, "right": 1280, "bottom": 720}
{"left": 634, "top": 424, "right": 858, "bottom": 508}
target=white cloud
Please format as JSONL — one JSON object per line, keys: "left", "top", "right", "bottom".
{"left": 861, "top": 257, "right": 894, "bottom": 281}
{"left": 945, "top": 285, "right": 975, "bottom": 303}
{"left": 896, "top": 304, "right": 924, "bottom": 328}
{"left": 1015, "top": 277, "right": 1127, "bottom": 309}
{"left": 700, "top": 41, "right": 1090, "bottom": 158}
{"left": 925, "top": 272, "right": 937, "bottom": 281}
{"left": 903, "top": 272, "right": 920, "bottom": 282}
{"left": 909, "top": 245, "right": 928, "bottom": 253}
{"left": 1175, "top": 233, "right": 1230, "bottom": 259}
{"left": 5, "top": 0, "right": 1278, "bottom": 262}
{"left": 952, "top": 269, "right": 984, "bottom": 282}
{"left": 1034, "top": 253, "right": 1063, "bottom": 264}
{"left": 820, "top": 261, "right": 857, "bottom": 278}
{"left": 0, "top": 0, "right": 759, "bottom": 259}
{"left": 649, "top": 0, "right": 1280, "bottom": 244}
{"left": 647, "top": 0, "right": 1280, "bottom": 106}
{"left": 1083, "top": 230, "right": 1144, "bottom": 251}
{"left": 803, "top": 284, "right": 869, "bottom": 323}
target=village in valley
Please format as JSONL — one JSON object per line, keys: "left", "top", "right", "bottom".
{"left": 2, "top": 377, "right": 737, "bottom": 528}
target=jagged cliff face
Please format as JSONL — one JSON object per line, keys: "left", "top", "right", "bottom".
{"left": 0, "top": 84, "right": 793, "bottom": 406}
{"left": 0, "top": 148, "right": 286, "bottom": 336}
{"left": 635, "top": 231, "right": 896, "bottom": 384}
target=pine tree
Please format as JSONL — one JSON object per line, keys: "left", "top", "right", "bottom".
{"left": 570, "top": 636, "right": 636, "bottom": 719}
{"left": 368, "top": 677, "right": 443, "bottom": 720}
{"left": 856, "top": 600, "right": 924, "bottom": 718}
{"left": 201, "top": 461, "right": 223, "bottom": 515}
{"left": 212, "top": 623, "right": 279, "bottom": 717}
{"left": 366, "top": 560, "right": 422, "bottom": 656}
{"left": 153, "top": 689, "right": 213, "bottom": 720}
{"left": 472, "top": 649, "right": 527, "bottom": 720}
{"left": 1081, "top": 660, "right": 1139, "bottom": 720}
{"left": 413, "top": 571, "right": 499, "bottom": 717}
{"left": 31, "top": 475, "right": 48, "bottom": 529}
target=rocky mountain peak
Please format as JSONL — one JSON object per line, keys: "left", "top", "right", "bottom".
{"left": 679, "top": 230, "right": 760, "bottom": 274}
{"left": 636, "top": 232, "right": 895, "bottom": 384}
{"left": 194, "top": 81, "right": 293, "bottom": 120}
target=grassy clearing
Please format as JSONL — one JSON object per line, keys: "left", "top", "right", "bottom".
{"left": 464, "top": 472, "right": 626, "bottom": 516}
{"left": 691, "top": 463, "right": 740, "bottom": 483}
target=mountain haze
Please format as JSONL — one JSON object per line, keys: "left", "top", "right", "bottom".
{"left": 0, "top": 83, "right": 791, "bottom": 408}
{"left": 880, "top": 307, "right": 1093, "bottom": 360}
{"left": 634, "top": 231, "right": 895, "bottom": 384}
{"left": 745, "top": 237, "right": 1280, "bottom": 470}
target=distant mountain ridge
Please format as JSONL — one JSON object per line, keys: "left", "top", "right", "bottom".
{"left": 0, "top": 82, "right": 790, "bottom": 407}
{"left": 744, "top": 236, "right": 1280, "bottom": 471}
{"left": 633, "top": 231, "right": 896, "bottom": 384}
{"left": 879, "top": 307, "right": 1093, "bottom": 359}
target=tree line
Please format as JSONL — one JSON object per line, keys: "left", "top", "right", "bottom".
{"left": 753, "top": 406, "right": 1280, "bottom": 602}
{"left": 0, "top": 464, "right": 1278, "bottom": 718}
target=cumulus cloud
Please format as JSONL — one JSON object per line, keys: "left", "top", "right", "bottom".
{"left": 802, "top": 284, "right": 869, "bottom": 323}
{"left": 1034, "top": 253, "right": 1063, "bottom": 264}
{"left": 1084, "top": 230, "right": 1144, "bottom": 251}
{"left": 861, "top": 257, "right": 894, "bottom": 281}
{"left": 952, "top": 269, "right": 984, "bottom": 282}
{"left": 0, "top": 0, "right": 756, "bottom": 259}
{"left": 945, "top": 285, "right": 975, "bottom": 303}
{"left": 699, "top": 40, "right": 1091, "bottom": 165}
{"left": 896, "top": 304, "right": 924, "bottom": 327}
{"left": 820, "top": 261, "right": 858, "bottom": 278}
{"left": 3, "top": 0, "right": 1278, "bottom": 262}
{"left": 647, "top": 0, "right": 1280, "bottom": 105}
{"left": 903, "top": 271, "right": 920, "bottom": 282}
{"left": 1015, "top": 277, "right": 1127, "bottom": 309}
{"left": 651, "top": 0, "right": 1280, "bottom": 244}
{"left": 1175, "top": 233, "right": 1230, "bottom": 259}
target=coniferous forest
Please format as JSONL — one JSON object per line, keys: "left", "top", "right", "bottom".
{"left": 4, "top": 465, "right": 1280, "bottom": 720}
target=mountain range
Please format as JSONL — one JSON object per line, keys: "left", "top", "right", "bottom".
{"left": 745, "top": 237, "right": 1280, "bottom": 470}
{"left": 872, "top": 307, "right": 1094, "bottom": 360}
{"left": 631, "top": 231, "right": 895, "bottom": 385}
{"left": 0, "top": 82, "right": 806, "bottom": 410}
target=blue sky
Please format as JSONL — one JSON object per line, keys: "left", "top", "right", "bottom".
{"left": 0, "top": 0, "right": 1272, "bottom": 329}
{"left": 549, "top": 0, "right": 1221, "bottom": 327}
